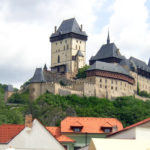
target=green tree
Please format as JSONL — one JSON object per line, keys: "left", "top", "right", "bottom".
{"left": 76, "top": 65, "right": 90, "bottom": 79}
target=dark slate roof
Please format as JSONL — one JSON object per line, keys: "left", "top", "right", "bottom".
{"left": 148, "top": 58, "right": 150, "bottom": 67}
{"left": 90, "top": 43, "right": 123, "bottom": 61}
{"left": 87, "top": 61, "right": 131, "bottom": 77}
{"left": 30, "top": 68, "right": 46, "bottom": 83}
{"left": 5, "top": 85, "right": 14, "bottom": 92}
{"left": 76, "top": 50, "right": 84, "bottom": 57}
{"left": 51, "top": 18, "right": 87, "bottom": 37}
{"left": 129, "top": 57, "right": 150, "bottom": 72}
{"left": 119, "top": 57, "right": 131, "bottom": 69}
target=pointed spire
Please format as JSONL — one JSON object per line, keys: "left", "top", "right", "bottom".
{"left": 107, "top": 29, "right": 110, "bottom": 44}
{"left": 44, "top": 64, "right": 47, "bottom": 70}
{"left": 148, "top": 58, "right": 150, "bottom": 67}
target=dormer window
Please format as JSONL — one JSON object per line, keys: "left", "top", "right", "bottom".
{"left": 101, "top": 127, "right": 112, "bottom": 133}
{"left": 72, "top": 127, "right": 82, "bottom": 132}
{"left": 71, "top": 126, "right": 83, "bottom": 132}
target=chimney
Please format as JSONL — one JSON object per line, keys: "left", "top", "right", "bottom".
{"left": 54, "top": 26, "right": 57, "bottom": 33}
{"left": 25, "top": 114, "right": 32, "bottom": 128}
{"left": 80, "top": 24, "right": 83, "bottom": 31}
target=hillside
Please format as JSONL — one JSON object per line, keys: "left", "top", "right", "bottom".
{"left": 0, "top": 83, "right": 6, "bottom": 101}
{"left": 1, "top": 91, "right": 150, "bottom": 127}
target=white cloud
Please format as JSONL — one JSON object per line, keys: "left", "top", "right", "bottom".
{"left": 0, "top": 0, "right": 105, "bottom": 88}
{"left": 0, "top": 0, "right": 150, "bottom": 88}
{"left": 94, "top": 0, "right": 150, "bottom": 62}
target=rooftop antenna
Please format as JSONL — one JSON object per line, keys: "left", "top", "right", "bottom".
{"left": 107, "top": 29, "right": 110, "bottom": 44}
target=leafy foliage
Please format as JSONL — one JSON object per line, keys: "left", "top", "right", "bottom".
{"left": 76, "top": 65, "right": 90, "bottom": 79}
{"left": 138, "top": 90, "right": 150, "bottom": 98}
{"left": 1, "top": 90, "right": 150, "bottom": 127}
{"left": 8, "top": 89, "right": 30, "bottom": 104}
{"left": 0, "top": 83, "right": 7, "bottom": 101}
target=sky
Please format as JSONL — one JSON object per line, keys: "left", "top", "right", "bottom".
{"left": 0, "top": 0, "right": 150, "bottom": 88}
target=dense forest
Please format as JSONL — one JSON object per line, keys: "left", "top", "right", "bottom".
{"left": 1, "top": 82, "right": 150, "bottom": 127}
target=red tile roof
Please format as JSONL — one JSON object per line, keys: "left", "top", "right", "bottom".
{"left": 46, "top": 127, "right": 61, "bottom": 138}
{"left": 57, "top": 135, "right": 75, "bottom": 143}
{"left": 61, "top": 117, "right": 123, "bottom": 133}
{"left": 0, "top": 124, "right": 24, "bottom": 143}
{"left": 46, "top": 126, "right": 75, "bottom": 143}
{"left": 108, "top": 117, "right": 150, "bottom": 136}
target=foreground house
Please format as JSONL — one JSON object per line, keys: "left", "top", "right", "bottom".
{"left": 0, "top": 115, "right": 65, "bottom": 150}
{"left": 88, "top": 138, "right": 150, "bottom": 150}
{"left": 47, "top": 117, "right": 123, "bottom": 150}
{"left": 108, "top": 117, "right": 150, "bottom": 139}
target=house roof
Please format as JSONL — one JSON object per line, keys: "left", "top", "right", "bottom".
{"left": 0, "top": 124, "right": 24, "bottom": 144}
{"left": 46, "top": 126, "right": 75, "bottom": 143}
{"left": 87, "top": 61, "right": 132, "bottom": 77}
{"left": 51, "top": 18, "right": 87, "bottom": 38}
{"left": 108, "top": 117, "right": 150, "bottom": 137}
{"left": 90, "top": 42, "right": 123, "bottom": 61}
{"left": 57, "top": 135, "right": 75, "bottom": 143}
{"left": 46, "top": 127, "right": 61, "bottom": 138}
{"left": 61, "top": 117, "right": 123, "bottom": 134}
{"left": 30, "top": 68, "right": 46, "bottom": 83}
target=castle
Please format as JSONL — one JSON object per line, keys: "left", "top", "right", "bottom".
{"left": 27, "top": 18, "right": 150, "bottom": 100}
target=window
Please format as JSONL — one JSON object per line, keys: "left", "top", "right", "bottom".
{"left": 71, "top": 127, "right": 82, "bottom": 132}
{"left": 64, "top": 45, "right": 65, "bottom": 50}
{"left": 111, "top": 86, "right": 113, "bottom": 90}
{"left": 105, "top": 85, "right": 107, "bottom": 89}
{"left": 111, "top": 80, "right": 113, "bottom": 84}
{"left": 67, "top": 44, "right": 69, "bottom": 49}
{"left": 104, "top": 128, "right": 111, "bottom": 133}
{"left": 100, "top": 84, "right": 102, "bottom": 88}
{"left": 80, "top": 41, "right": 81, "bottom": 43}
{"left": 115, "top": 87, "right": 117, "bottom": 91}
{"left": 60, "top": 41, "right": 62, "bottom": 44}
{"left": 56, "top": 42, "right": 57, "bottom": 45}
{"left": 65, "top": 40, "right": 67, "bottom": 43}
{"left": 79, "top": 46, "right": 80, "bottom": 50}
{"left": 58, "top": 55, "right": 60, "bottom": 63}
{"left": 76, "top": 40, "right": 78, "bottom": 43}
{"left": 116, "top": 81, "right": 117, "bottom": 84}
{"left": 101, "top": 127, "right": 112, "bottom": 133}
{"left": 105, "top": 79, "right": 107, "bottom": 83}
{"left": 100, "top": 79, "right": 102, "bottom": 82}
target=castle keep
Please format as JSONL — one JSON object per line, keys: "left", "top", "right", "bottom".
{"left": 28, "top": 18, "right": 150, "bottom": 100}
{"left": 50, "top": 18, "right": 87, "bottom": 76}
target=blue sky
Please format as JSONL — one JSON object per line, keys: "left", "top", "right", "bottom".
{"left": 0, "top": 0, "right": 150, "bottom": 88}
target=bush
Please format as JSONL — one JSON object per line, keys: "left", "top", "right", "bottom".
{"left": 76, "top": 65, "right": 90, "bottom": 79}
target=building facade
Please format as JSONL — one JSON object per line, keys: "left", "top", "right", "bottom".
{"left": 26, "top": 18, "right": 150, "bottom": 100}
{"left": 47, "top": 117, "right": 123, "bottom": 150}
{"left": 0, "top": 115, "right": 65, "bottom": 150}
{"left": 50, "top": 18, "right": 87, "bottom": 76}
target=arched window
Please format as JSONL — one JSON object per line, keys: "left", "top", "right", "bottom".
{"left": 58, "top": 55, "right": 60, "bottom": 63}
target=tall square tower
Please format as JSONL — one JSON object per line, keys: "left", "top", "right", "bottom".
{"left": 50, "top": 18, "right": 88, "bottom": 76}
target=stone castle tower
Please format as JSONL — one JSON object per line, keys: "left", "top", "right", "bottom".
{"left": 50, "top": 18, "right": 88, "bottom": 76}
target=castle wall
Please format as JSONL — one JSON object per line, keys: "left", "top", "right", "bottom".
{"left": 130, "top": 71, "right": 150, "bottom": 94}
{"left": 85, "top": 76, "right": 134, "bottom": 99}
